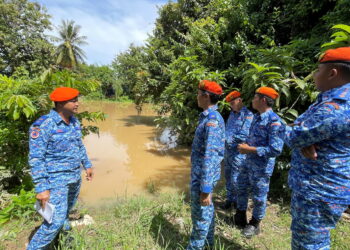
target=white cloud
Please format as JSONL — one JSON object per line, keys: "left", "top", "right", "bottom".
{"left": 35, "top": 0, "right": 167, "bottom": 65}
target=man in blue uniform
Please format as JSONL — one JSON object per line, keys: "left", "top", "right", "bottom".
{"left": 187, "top": 80, "right": 225, "bottom": 250}
{"left": 27, "top": 87, "right": 93, "bottom": 250}
{"left": 234, "top": 87, "right": 284, "bottom": 238}
{"left": 285, "top": 47, "right": 350, "bottom": 250}
{"left": 221, "top": 90, "right": 253, "bottom": 210}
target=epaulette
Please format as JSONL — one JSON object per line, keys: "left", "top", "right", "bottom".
{"left": 269, "top": 112, "right": 280, "bottom": 122}
{"left": 32, "top": 115, "right": 49, "bottom": 126}
{"left": 208, "top": 111, "right": 217, "bottom": 120}
{"left": 269, "top": 112, "right": 284, "bottom": 129}
{"left": 334, "top": 87, "right": 350, "bottom": 101}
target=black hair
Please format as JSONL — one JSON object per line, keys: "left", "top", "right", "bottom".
{"left": 330, "top": 62, "right": 350, "bottom": 80}
{"left": 54, "top": 101, "right": 67, "bottom": 108}
{"left": 200, "top": 90, "right": 221, "bottom": 104}
{"left": 257, "top": 93, "right": 274, "bottom": 107}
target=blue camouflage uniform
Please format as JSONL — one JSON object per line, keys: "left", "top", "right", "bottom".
{"left": 224, "top": 106, "right": 253, "bottom": 204}
{"left": 27, "top": 109, "right": 92, "bottom": 250}
{"left": 237, "top": 109, "right": 284, "bottom": 220}
{"left": 285, "top": 82, "right": 350, "bottom": 250}
{"left": 188, "top": 105, "right": 225, "bottom": 250}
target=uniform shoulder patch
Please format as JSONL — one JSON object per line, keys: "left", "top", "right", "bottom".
{"left": 31, "top": 115, "right": 49, "bottom": 139}
{"left": 324, "top": 102, "right": 340, "bottom": 110}
{"left": 335, "top": 87, "right": 350, "bottom": 100}
{"left": 30, "top": 128, "right": 40, "bottom": 139}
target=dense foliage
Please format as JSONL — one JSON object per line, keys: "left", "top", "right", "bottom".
{"left": 79, "top": 64, "right": 122, "bottom": 99}
{"left": 0, "top": 0, "right": 54, "bottom": 76}
{"left": 113, "top": 0, "right": 350, "bottom": 145}
{"left": 0, "top": 0, "right": 108, "bottom": 196}
{"left": 112, "top": 0, "right": 350, "bottom": 198}
{"left": 1, "top": 0, "right": 350, "bottom": 205}
{"left": 0, "top": 71, "right": 104, "bottom": 191}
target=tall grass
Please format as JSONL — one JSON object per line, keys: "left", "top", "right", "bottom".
{"left": 1, "top": 190, "right": 350, "bottom": 249}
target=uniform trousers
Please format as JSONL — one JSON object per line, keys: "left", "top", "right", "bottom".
{"left": 187, "top": 189, "right": 215, "bottom": 250}
{"left": 224, "top": 149, "right": 245, "bottom": 203}
{"left": 291, "top": 192, "right": 348, "bottom": 250}
{"left": 237, "top": 165, "right": 270, "bottom": 220}
{"left": 27, "top": 179, "right": 81, "bottom": 250}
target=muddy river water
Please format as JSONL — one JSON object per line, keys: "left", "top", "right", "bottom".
{"left": 79, "top": 101, "right": 191, "bottom": 204}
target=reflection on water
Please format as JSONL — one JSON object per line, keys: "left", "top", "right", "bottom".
{"left": 159, "top": 127, "right": 179, "bottom": 149}
{"left": 79, "top": 101, "right": 191, "bottom": 204}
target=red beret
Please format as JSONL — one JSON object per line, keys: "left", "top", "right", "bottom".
{"left": 198, "top": 80, "right": 223, "bottom": 95}
{"left": 320, "top": 47, "right": 350, "bottom": 64}
{"left": 256, "top": 86, "right": 279, "bottom": 100}
{"left": 225, "top": 91, "right": 241, "bottom": 102}
{"left": 49, "top": 87, "right": 79, "bottom": 102}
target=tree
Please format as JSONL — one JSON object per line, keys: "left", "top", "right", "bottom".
{"left": 0, "top": 70, "right": 104, "bottom": 191}
{"left": 113, "top": 0, "right": 350, "bottom": 145}
{"left": 52, "top": 20, "right": 88, "bottom": 69}
{"left": 0, "top": 0, "right": 54, "bottom": 76}
{"left": 112, "top": 45, "right": 148, "bottom": 100}
{"left": 79, "top": 64, "right": 121, "bottom": 99}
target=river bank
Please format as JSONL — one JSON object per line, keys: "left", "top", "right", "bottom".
{"left": 1, "top": 188, "right": 350, "bottom": 249}
{"left": 1, "top": 100, "right": 350, "bottom": 249}
{"left": 80, "top": 101, "right": 190, "bottom": 204}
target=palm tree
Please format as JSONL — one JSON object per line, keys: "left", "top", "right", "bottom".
{"left": 52, "top": 20, "right": 88, "bottom": 69}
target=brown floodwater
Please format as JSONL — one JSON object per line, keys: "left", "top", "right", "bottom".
{"left": 79, "top": 101, "right": 191, "bottom": 204}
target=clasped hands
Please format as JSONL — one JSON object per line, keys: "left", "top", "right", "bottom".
{"left": 237, "top": 143, "right": 256, "bottom": 154}
{"left": 238, "top": 143, "right": 317, "bottom": 160}
{"left": 300, "top": 144, "right": 317, "bottom": 160}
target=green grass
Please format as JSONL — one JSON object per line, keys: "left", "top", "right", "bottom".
{"left": 145, "top": 178, "right": 160, "bottom": 194}
{"left": 1, "top": 191, "right": 350, "bottom": 250}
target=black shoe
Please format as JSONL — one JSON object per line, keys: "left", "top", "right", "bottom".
{"left": 242, "top": 217, "right": 261, "bottom": 238}
{"left": 242, "top": 224, "right": 260, "bottom": 238}
{"left": 220, "top": 200, "right": 237, "bottom": 210}
{"left": 233, "top": 209, "right": 247, "bottom": 228}
{"left": 233, "top": 201, "right": 237, "bottom": 209}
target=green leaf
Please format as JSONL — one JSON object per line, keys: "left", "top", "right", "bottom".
{"left": 321, "top": 42, "right": 338, "bottom": 48}
{"left": 330, "top": 31, "right": 348, "bottom": 39}
{"left": 281, "top": 86, "right": 290, "bottom": 99}
{"left": 287, "top": 109, "right": 298, "bottom": 118}
{"left": 263, "top": 72, "right": 281, "bottom": 76}
{"left": 332, "top": 24, "right": 350, "bottom": 34}
{"left": 16, "top": 96, "right": 24, "bottom": 108}
{"left": 294, "top": 79, "right": 306, "bottom": 90}
{"left": 248, "top": 63, "right": 266, "bottom": 72}
{"left": 12, "top": 109, "right": 20, "bottom": 120}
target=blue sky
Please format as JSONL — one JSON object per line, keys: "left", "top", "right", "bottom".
{"left": 34, "top": 0, "right": 169, "bottom": 65}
